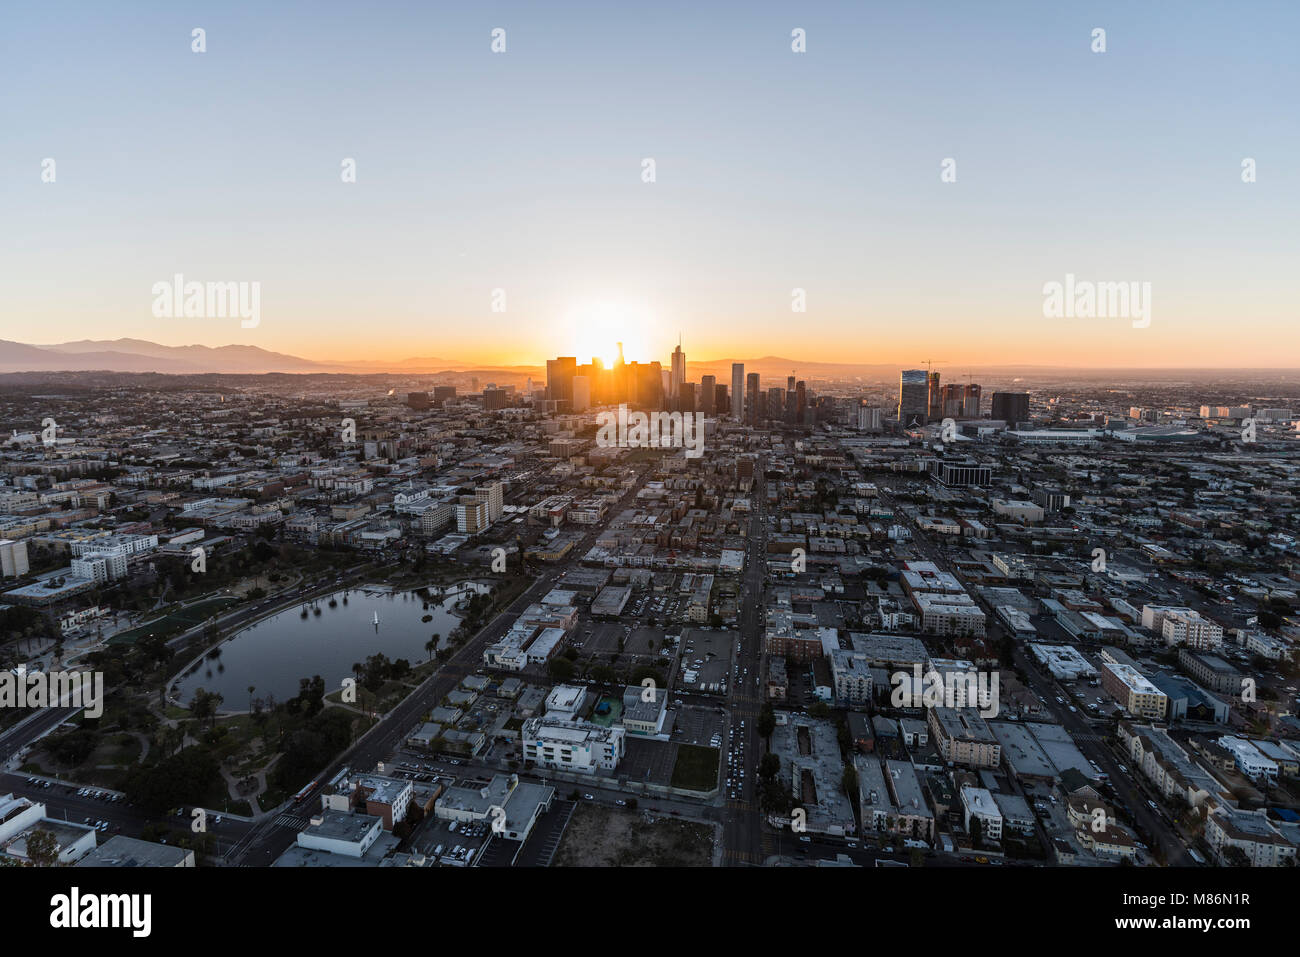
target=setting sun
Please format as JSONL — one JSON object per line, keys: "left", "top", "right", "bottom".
{"left": 561, "top": 301, "right": 659, "bottom": 366}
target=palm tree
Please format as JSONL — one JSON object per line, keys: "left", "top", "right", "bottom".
{"left": 247, "top": 685, "right": 256, "bottom": 713}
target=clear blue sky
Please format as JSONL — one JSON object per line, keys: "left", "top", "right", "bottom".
{"left": 2, "top": 0, "right": 1296, "bottom": 367}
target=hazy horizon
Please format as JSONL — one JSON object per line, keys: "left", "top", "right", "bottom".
{"left": 4, "top": 0, "right": 1298, "bottom": 367}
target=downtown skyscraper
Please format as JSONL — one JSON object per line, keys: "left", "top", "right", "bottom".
{"left": 731, "top": 363, "right": 744, "bottom": 419}
{"left": 898, "top": 369, "right": 928, "bottom": 427}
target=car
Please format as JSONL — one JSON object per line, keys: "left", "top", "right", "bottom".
{"left": 798, "top": 835, "right": 811, "bottom": 843}
{"left": 975, "top": 856, "right": 989, "bottom": 864}
{"left": 1147, "top": 800, "right": 1158, "bottom": 811}
{"left": 1117, "top": 764, "right": 1128, "bottom": 774}
{"left": 615, "top": 799, "right": 627, "bottom": 807}
{"left": 583, "top": 793, "right": 594, "bottom": 801}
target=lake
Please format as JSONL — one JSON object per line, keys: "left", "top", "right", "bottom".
{"left": 174, "top": 581, "right": 489, "bottom": 709}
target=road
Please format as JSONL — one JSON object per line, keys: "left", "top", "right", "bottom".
{"left": 720, "top": 464, "right": 771, "bottom": 865}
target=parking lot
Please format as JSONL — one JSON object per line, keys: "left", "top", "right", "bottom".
{"left": 671, "top": 703, "right": 727, "bottom": 747}
{"left": 676, "top": 627, "right": 734, "bottom": 694}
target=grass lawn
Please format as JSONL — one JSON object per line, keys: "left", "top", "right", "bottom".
{"left": 107, "top": 597, "right": 239, "bottom": 646}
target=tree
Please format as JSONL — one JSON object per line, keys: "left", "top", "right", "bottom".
{"left": 759, "top": 753, "right": 781, "bottom": 781}
{"left": 841, "top": 764, "right": 858, "bottom": 797}
{"left": 27, "top": 828, "right": 59, "bottom": 866}
{"left": 757, "top": 703, "right": 776, "bottom": 740}
{"left": 188, "top": 688, "right": 223, "bottom": 730}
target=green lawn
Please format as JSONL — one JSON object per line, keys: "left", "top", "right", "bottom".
{"left": 107, "top": 597, "right": 239, "bottom": 646}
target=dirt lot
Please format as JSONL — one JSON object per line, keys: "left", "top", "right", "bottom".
{"left": 553, "top": 803, "right": 714, "bottom": 867}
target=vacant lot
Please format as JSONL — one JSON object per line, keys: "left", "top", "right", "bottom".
{"left": 553, "top": 804, "right": 713, "bottom": 867}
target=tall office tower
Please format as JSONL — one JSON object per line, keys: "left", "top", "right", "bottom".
{"left": 647, "top": 361, "right": 665, "bottom": 409}
{"left": 670, "top": 338, "right": 686, "bottom": 398}
{"left": 962, "top": 384, "right": 982, "bottom": 419}
{"left": 630, "top": 361, "right": 660, "bottom": 407}
{"left": 767, "top": 387, "right": 785, "bottom": 421}
{"left": 991, "top": 391, "right": 1030, "bottom": 425}
{"left": 661, "top": 368, "right": 672, "bottom": 398}
{"left": 898, "top": 369, "right": 929, "bottom": 426}
{"left": 941, "top": 383, "right": 965, "bottom": 418}
{"left": 679, "top": 382, "right": 696, "bottom": 414}
{"left": 746, "top": 373, "right": 761, "bottom": 424}
{"left": 546, "top": 357, "right": 577, "bottom": 404}
{"left": 571, "top": 376, "right": 591, "bottom": 412}
{"left": 731, "top": 363, "right": 745, "bottom": 419}
{"left": 471, "top": 377, "right": 479, "bottom": 393}
{"left": 433, "top": 385, "right": 457, "bottom": 406}
{"left": 795, "top": 380, "right": 807, "bottom": 424}
{"left": 928, "top": 371, "right": 942, "bottom": 422}
{"left": 700, "top": 374, "right": 716, "bottom": 415}
{"left": 715, "top": 383, "right": 728, "bottom": 414}
{"left": 787, "top": 375, "right": 797, "bottom": 393}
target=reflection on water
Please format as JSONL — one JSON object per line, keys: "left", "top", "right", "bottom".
{"left": 175, "top": 581, "right": 488, "bottom": 707}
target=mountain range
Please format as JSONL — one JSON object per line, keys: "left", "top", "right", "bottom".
{"left": 0, "top": 339, "right": 1278, "bottom": 382}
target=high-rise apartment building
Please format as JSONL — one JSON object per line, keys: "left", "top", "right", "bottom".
{"left": 941, "top": 383, "right": 964, "bottom": 418}
{"left": 928, "top": 371, "right": 942, "bottom": 422}
{"left": 962, "top": 384, "right": 982, "bottom": 419}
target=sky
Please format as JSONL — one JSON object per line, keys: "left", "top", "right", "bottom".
{"left": 2, "top": 1, "right": 1297, "bottom": 369}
